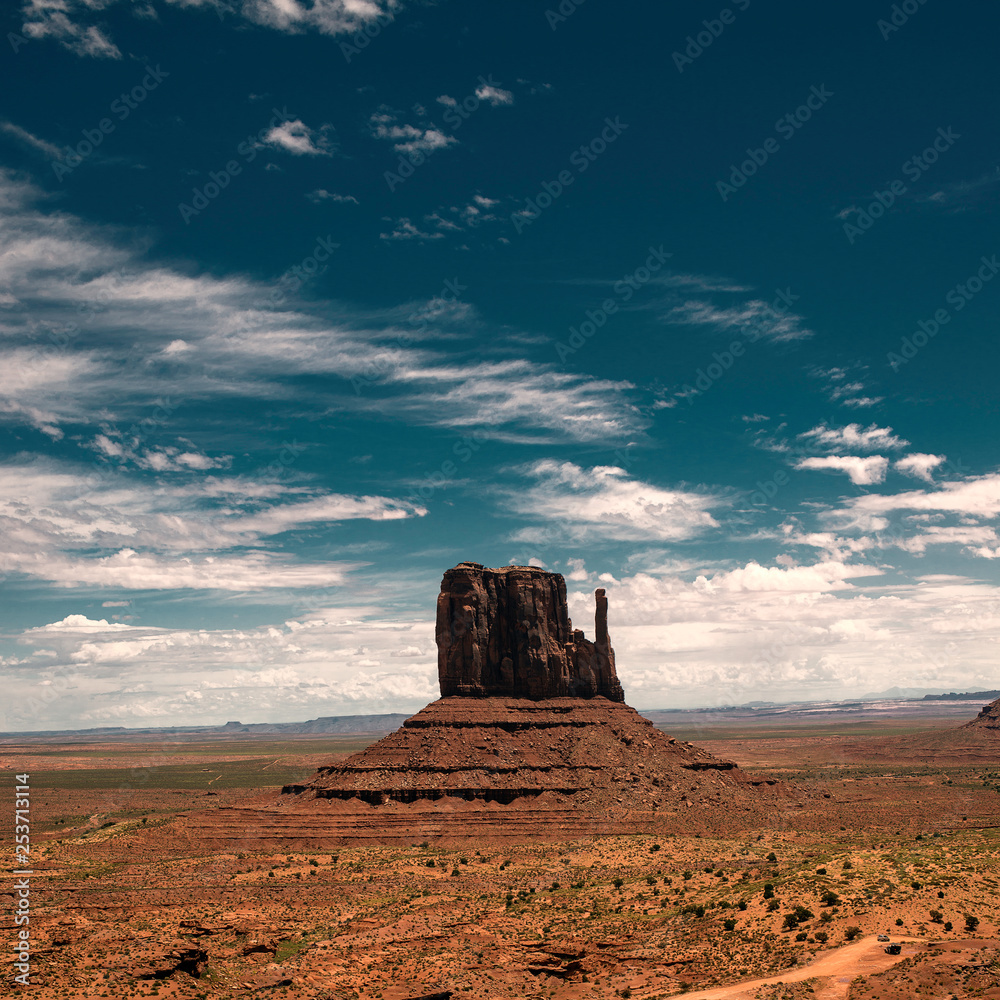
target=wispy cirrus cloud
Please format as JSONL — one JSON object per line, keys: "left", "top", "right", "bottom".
{"left": 663, "top": 296, "right": 812, "bottom": 342}
{"left": 0, "top": 120, "right": 63, "bottom": 159}
{"left": 306, "top": 189, "right": 358, "bottom": 204}
{"left": 0, "top": 457, "right": 425, "bottom": 590}
{"left": 810, "top": 364, "right": 884, "bottom": 409}
{"left": 918, "top": 168, "right": 1000, "bottom": 211}
{"left": 0, "top": 170, "right": 646, "bottom": 448}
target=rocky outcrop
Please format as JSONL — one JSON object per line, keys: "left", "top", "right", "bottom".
{"left": 963, "top": 697, "right": 1000, "bottom": 730}
{"left": 226, "top": 560, "right": 793, "bottom": 845}
{"left": 283, "top": 696, "right": 742, "bottom": 810}
{"left": 436, "top": 562, "right": 624, "bottom": 702}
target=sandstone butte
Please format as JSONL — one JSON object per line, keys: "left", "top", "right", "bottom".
{"left": 176, "top": 563, "right": 801, "bottom": 848}
{"left": 963, "top": 694, "right": 1000, "bottom": 731}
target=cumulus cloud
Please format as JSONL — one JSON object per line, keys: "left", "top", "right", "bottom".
{"left": 474, "top": 82, "right": 514, "bottom": 106}
{"left": 88, "top": 433, "right": 231, "bottom": 472}
{"left": 795, "top": 455, "right": 889, "bottom": 485}
{"left": 3, "top": 607, "right": 436, "bottom": 729}
{"left": 800, "top": 422, "right": 908, "bottom": 452}
{"left": 262, "top": 119, "right": 335, "bottom": 156}
{"left": 506, "top": 461, "right": 721, "bottom": 543}
{"left": 20, "top": 1, "right": 122, "bottom": 58}
{"left": 562, "top": 568, "right": 1000, "bottom": 708}
{"left": 19, "top": 0, "right": 400, "bottom": 59}
{"left": 379, "top": 217, "right": 445, "bottom": 241}
{"left": 369, "top": 112, "right": 457, "bottom": 155}
{"left": 895, "top": 453, "right": 946, "bottom": 483}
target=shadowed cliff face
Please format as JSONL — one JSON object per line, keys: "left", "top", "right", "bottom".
{"left": 435, "top": 562, "right": 625, "bottom": 702}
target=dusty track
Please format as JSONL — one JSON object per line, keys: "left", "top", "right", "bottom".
{"left": 681, "top": 936, "right": 922, "bottom": 998}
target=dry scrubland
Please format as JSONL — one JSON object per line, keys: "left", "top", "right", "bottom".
{"left": 2, "top": 725, "right": 999, "bottom": 998}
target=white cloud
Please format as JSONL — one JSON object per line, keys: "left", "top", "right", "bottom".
{"left": 474, "top": 82, "right": 514, "bottom": 106}
{"left": 888, "top": 525, "right": 998, "bottom": 555}
{"left": 895, "top": 453, "right": 946, "bottom": 483}
{"left": 0, "top": 121, "right": 63, "bottom": 159}
{"left": 664, "top": 297, "right": 812, "bottom": 342}
{"left": 0, "top": 170, "right": 646, "bottom": 445}
{"left": 810, "top": 364, "right": 884, "bottom": 409}
{"left": 89, "top": 433, "right": 231, "bottom": 472}
{"left": 379, "top": 362, "right": 648, "bottom": 443}
{"left": 0, "top": 458, "right": 425, "bottom": 590}
{"left": 656, "top": 273, "right": 753, "bottom": 293}
{"left": 563, "top": 568, "right": 1000, "bottom": 708}
{"left": 506, "top": 460, "right": 720, "bottom": 543}
{"left": 20, "top": 1, "right": 122, "bottom": 58}
{"left": 800, "top": 422, "right": 908, "bottom": 452}
{"left": 3, "top": 606, "right": 437, "bottom": 729}
{"left": 306, "top": 189, "right": 358, "bottom": 204}
{"left": 14, "top": 548, "right": 357, "bottom": 591}
{"left": 20, "top": 0, "right": 400, "bottom": 59}
{"left": 369, "top": 113, "right": 457, "bottom": 155}
{"left": 262, "top": 119, "right": 334, "bottom": 156}
{"left": 236, "top": 0, "right": 400, "bottom": 37}
{"left": 840, "top": 395, "right": 883, "bottom": 408}
{"left": 839, "top": 473, "right": 1000, "bottom": 519}
{"left": 918, "top": 168, "right": 1000, "bottom": 210}
{"left": 795, "top": 455, "right": 889, "bottom": 485}
{"left": 379, "top": 217, "right": 445, "bottom": 241}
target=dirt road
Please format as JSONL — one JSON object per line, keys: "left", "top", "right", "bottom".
{"left": 678, "top": 936, "right": 922, "bottom": 999}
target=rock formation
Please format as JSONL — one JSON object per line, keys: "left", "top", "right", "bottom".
{"left": 436, "top": 562, "right": 623, "bottom": 701}
{"left": 230, "top": 561, "right": 796, "bottom": 845}
{"left": 963, "top": 696, "right": 1000, "bottom": 731}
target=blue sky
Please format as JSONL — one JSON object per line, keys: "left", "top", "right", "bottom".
{"left": 2, "top": 0, "right": 999, "bottom": 730}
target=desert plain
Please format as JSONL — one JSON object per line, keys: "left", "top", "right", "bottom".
{"left": 3, "top": 706, "right": 999, "bottom": 999}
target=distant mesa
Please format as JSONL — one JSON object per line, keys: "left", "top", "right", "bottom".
{"left": 437, "top": 561, "right": 624, "bottom": 701}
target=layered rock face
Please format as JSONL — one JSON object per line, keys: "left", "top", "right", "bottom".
{"left": 964, "top": 697, "right": 1000, "bottom": 731}
{"left": 436, "top": 562, "right": 624, "bottom": 702}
